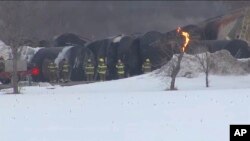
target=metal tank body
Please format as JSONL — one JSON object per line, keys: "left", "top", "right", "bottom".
{"left": 53, "top": 33, "right": 89, "bottom": 47}
{"left": 30, "top": 47, "right": 64, "bottom": 82}
{"left": 30, "top": 45, "right": 95, "bottom": 82}
{"left": 187, "top": 39, "right": 250, "bottom": 58}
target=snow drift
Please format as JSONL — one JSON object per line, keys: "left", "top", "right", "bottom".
{"left": 1, "top": 69, "right": 250, "bottom": 141}
{"left": 158, "top": 50, "right": 250, "bottom": 78}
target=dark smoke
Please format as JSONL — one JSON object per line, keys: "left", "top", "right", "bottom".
{"left": 0, "top": 1, "right": 248, "bottom": 42}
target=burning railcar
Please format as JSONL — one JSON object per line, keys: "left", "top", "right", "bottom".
{"left": 15, "top": 7, "right": 250, "bottom": 83}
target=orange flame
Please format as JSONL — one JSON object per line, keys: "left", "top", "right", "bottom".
{"left": 177, "top": 27, "right": 190, "bottom": 53}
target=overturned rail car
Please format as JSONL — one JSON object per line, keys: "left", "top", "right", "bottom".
{"left": 30, "top": 45, "right": 95, "bottom": 82}
{"left": 187, "top": 39, "right": 250, "bottom": 58}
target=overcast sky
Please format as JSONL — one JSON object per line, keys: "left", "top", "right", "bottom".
{"left": 0, "top": 1, "right": 249, "bottom": 41}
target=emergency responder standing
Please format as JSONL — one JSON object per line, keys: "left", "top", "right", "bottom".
{"left": 61, "top": 59, "right": 70, "bottom": 83}
{"left": 142, "top": 58, "right": 152, "bottom": 74}
{"left": 116, "top": 59, "right": 125, "bottom": 79}
{"left": 48, "top": 60, "right": 58, "bottom": 83}
{"left": 0, "top": 56, "right": 4, "bottom": 72}
{"left": 97, "top": 58, "right": 107, "bottom": 81}
{"left": 85, "top": 59, "right": 95, "bottom": 82}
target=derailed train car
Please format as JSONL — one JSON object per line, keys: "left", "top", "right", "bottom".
{"left": 117, "top": 35, "right": 142, "bottom": 77}
{"left": 85, "top": 38, "right": 112, "bottom": 80}
{"left": 30, "top": 45, "right": 95, "bottom": 82}
{"left": 138, "top": 31, "right": 164, "bottom": 70}
{"left": 53, "top": 33, "right": 89, "bottom": 47}
{"left": 109, "top": 31, "right": 174, "bottom": 77}
{"left": 28, "top": 28, "right": 200, "bottom": 82}
{"left": 83, "top": 33, "right": 159, "bottom": 80}
{"left": 69, "top": 45, "right": 95, "bottom": 81}
{"left": 94, "top": 31, "right": 173, "bottom": 79}
{"left": 141, "top": 25, "right": 204, "bottom": 68}
{"left": 199, "top": 8, "right": 243, "bottom": 41}
{"left": 31, "top": 31, "right": 174, "bottom": 82}
{"left": 30, "top": 47, "right": 63, "bottom": 82}
{"left": 28, "top": 20, "right": 250, "bottom": 83}
{"left": 84, "top": 35, "right": 142, "bottom": 80}
{"left": 187, "top": 39, "right": 250, "bottom": 58}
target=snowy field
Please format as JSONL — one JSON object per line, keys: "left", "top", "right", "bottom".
{"left": 1, "top": 73, "right": 250, "bottom": 141}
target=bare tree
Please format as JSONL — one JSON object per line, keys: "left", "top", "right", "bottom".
{"left": 169, "top": 53, "right": 184, "bottom": 90}
{"left": 168, "top": 29, "right": 190, "bottom": 90}
{"left": 152, "top": 31, "right": 186, "bottom": 90}
{"left": 187, "top": 39, "right": 212, "bottom": 88}
{"left": 195, "top": 49, "right": 212, "bottom": 87}
{"left": 0, "top": 2, "right": 28, "bottom": 93}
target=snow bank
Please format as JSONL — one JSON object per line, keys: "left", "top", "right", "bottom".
{"left": 159, "top": 50, "right": 250, "bottom": 78}
{"left": 2, "top": 72, "right": 250, "bottom": 95}
{"left": 0, "top": 73, "right": 165, "bottom": 94}
{"left": 209, "top": 50, "right": 250, "bottom": 75}
{"left": 0, "top": 74, "right": 250, "bottom": 141}
{"left": 1, "top": 41, "right": 250, "bottom": 141}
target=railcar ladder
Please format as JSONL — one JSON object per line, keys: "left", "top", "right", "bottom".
{"left": 238, "top": 7, "right": 250, "bottom": 44}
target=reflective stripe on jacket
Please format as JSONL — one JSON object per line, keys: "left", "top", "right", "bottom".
{"left": 116, "top": 64, "right": 125, "bottom": 74}
{"left": 85, "top": 64, "right": 94, "bottom": 75}
{"left": 62, "top": 64, "right": 69, "bottom": 72}
{"left": 98, "top": 64, "right": 107, "bottom": 74}
{"left": 48, "top": 63, "right": 57, "bottom": 72}
{"left": 142, "top": 62, "right": 151, "bottom": 72}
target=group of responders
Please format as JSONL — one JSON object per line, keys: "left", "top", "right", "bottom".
{"left": 44, "top": 58, "right": 153, "bottom": 83}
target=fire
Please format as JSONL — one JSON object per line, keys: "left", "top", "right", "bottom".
{"left": 177, "top": 27, "right": 190, "bottom": 53}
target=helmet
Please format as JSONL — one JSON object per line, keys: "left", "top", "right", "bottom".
{"left": 99, "top": 58, "right": 104, "bottom": 62}
{"left": 118, "top": 59, "right": 121, "bottom": 63}
{"left": 146, "top": 58, "right": 150, "bottom": 62}
{"left": 88, "top": 59, "right": 91, "bottom": 62}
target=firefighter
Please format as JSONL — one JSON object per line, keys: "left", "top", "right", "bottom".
{"left": 61, "top": 59, "right": 70, "bottom": 83}
{"left": 97, "top": 58, "right": 107, "bottom": 81}
{"left": 85, "top": 59, "right": 95, "bottom": 82}
{"left": 116, "top": 59, "right": 125, "bottom": 79}
{"left": 0, "top": 56, "right": 4, "bottom": 72}
{"left": 142, "top": 58, "right": 152, "bottom": 74}
{"left": 48, "top": 61, "right": 58, "bottom": 83}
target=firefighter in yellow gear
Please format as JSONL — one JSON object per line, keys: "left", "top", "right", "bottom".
{"left": 48, "top": 61, "right": 58, "bottom": 83}
{"left": 142, "top": 58, "right": 152, "bottom": 74}
{"left": 85, "top": 59, "right": 95, "bottom": 82}
{"left": 61, "top": 59, "right": 70, "bottom": 82}
{"left": 97, "top": 58, "right": 107, "bottom": 81}
{"left": 116, "top": 59, "right": 125, "bottom": 79}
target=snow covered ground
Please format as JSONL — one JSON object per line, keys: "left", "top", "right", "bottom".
{"left": 1, "top": 73, "right": 250, "bottom": 141}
